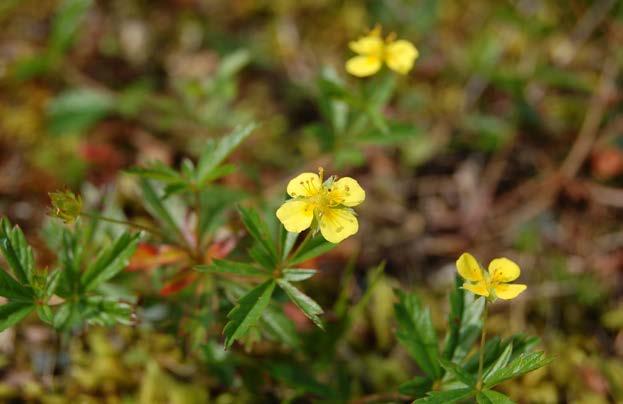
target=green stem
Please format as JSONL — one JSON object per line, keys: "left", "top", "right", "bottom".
{"left": 80, "top": 212, "right": 164, "bottom": 238}
{"left": 477, "top": 299, "right": 489, "bottom": 391}
{"left": 287, "top": 230, "right": 314, "bottom": 262}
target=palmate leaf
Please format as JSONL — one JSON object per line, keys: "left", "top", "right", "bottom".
{"left": 277, "top": 279, "right": 324, "bottom": 329}
{"left": 395, "top": 291, "right": 441, "bottom": 379}
{"left": 81, "top": 232, "right": 140, "bottom": 292}
{"left": 223, "top": 280, "right": 275, "bottom": 349}
{"left": 196, "top": 123, "right": 256, "bottom": 186}
{"left": 476, "top": 390, "right": 515, "bottom": 404}
{"left": 484, "top": 352, "right": 552, "bottom": 388}
{"left": 413, "top": 387, "right": 474, "bottom": 404}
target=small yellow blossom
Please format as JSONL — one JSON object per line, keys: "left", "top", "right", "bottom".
{"left": 346, "top": 25, "right": 418, "bottom": 77}
{"left": 456, "top": 252, "right": 527, "bottom": 300}
{"left": 276, "top": 168, "right": 365, "bottom": 244}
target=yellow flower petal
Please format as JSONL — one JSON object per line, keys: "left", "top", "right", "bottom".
{"left": 319, "top": 208, "right": 359, "bottom": 243}
{"left": 385, "top": 39, "right": 418, "bottom": 74}
{"left": 276, "top": 200, "right": 314, "bottom": 233}
{"left": 346, "top": 55, "right": 383, "bottom": 77}
{"left": 286, "top": 173, "right": 321, "bottom": 198}
{"left": 463, "top": 281, "right": 489, "bottom": 297}
{"left": 488, "top": 258, "right": 520, "bottom": 283}
{"left": 456, "top": 252, "right": 484, "bottom": 282}
{"left": 493, "top": 283, "right": 526, "bottom": 300}
{"left": 328, "top": 177, "right": 365, "bottom": 207}
{"left": 349, "top": 34, "right": 384, "bottom": 55}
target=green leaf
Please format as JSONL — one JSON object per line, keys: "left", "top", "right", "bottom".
{"left": 413, "top": 388, "right": 474, "bottom": 404}
{"left": 465, "top": 337, "right": 502, "bottom": 373}
{"left": 267, "top": 361, "right": 333, "bottom": 398}
{"left": 81, "top": 232, "right": 140, "bottom": 291}
{"left": 398, "top": 376, "right": 433, "bottom": 398}
{"left": 439, "top": 359, "right": 476, "bottom": 387}
{"left": 36, "top": 304, "right": 54, "bottom": 325}
{"left": 446, "top": 291, "right": 485, "bottom": 363}
{"left": 484, "top": 343, "right": 513, "bottom": 383}
{"left": 56, "top": 227, "right": 83, "bottom": 297}
{"left": 262, "top": 306, "right": 300, "bottom": 348}
{"left": 126, "top": 161, "right": 185, "bottom": 184}
{"left": 0, "top": 302, "right": 35, "bottom": 331}
{"left": 196, "top": 123, "right": 255, "bottom": 186}
{"left": 395, "top": 291, "right": 441, "bottom": 379}
{"left": 47, "top": 88, "right": 115, "bottom": 135}
{"left": 0, "top": 268, "right": 33, "bottom": 302}
{"left": 287, "top": 235, "right": 335, "bottom": 266}
{"left": 477, "top": 390, "right": 515, "bottom": 404}
{"left": 196, "top": 259, "right": 268, "bottom": 276}
{"left": 279, "top": 230, "right": 298, "bottom": 261}
{"left": 82, "top": 296, "right": 134, "bottom": 326}
{"left": 0, "top": 218, "right": 34, "bottom": 284}
{"left": 223, "top": 280, "right": 275, "bottom": 349}
{"left": 198, "top": 185, "right": 246, "bottom": 237}
{"left": 282, "top": 268, "right": 317, "bottom": 282}
{"left": 238, "top": 206, "right": 277, "bottom": 266}
{"left": 484, "top": 352, "right": 552, "bottom": 388}
{"left": 49, "top": 0, "right": 93, "bottom": 54}
{"left": 277, "top": 279, "right": 324, "bottom": 329}
{"left": 139, "top": 179, "right": 183, "bottom": 244}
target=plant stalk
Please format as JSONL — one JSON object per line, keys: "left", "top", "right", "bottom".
{"left": 477, "top": 298, "right": 489, "bottom": 391}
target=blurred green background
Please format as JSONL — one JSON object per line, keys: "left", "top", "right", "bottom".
{"left": 1, "top": 0, "right": 623, "bottom": 402}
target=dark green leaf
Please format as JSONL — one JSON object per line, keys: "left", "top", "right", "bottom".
{"left": 443, "top": 277, "right": 485, "bottom": 363}
{"left": 277, "top": 279, "right": 324, "bottom": 329}
{"left": 49, "top": 0, "right": 93, "bottom": 54}
{"left": 279, "top": 230, "right": 298, "bottom": 261}
{"left": 0, "top": 218, "right": 34, "bottom": 285}
{"left": 439, "top": 359, "right": 476, "bottom": 387}
{"left": 36, "top": 305, "right": 54, "bottom": 325}
{"left": 413, "top": 388, "right": 474, "bottom": 403}
{"left": 288, "top": 235, "right": 335, "bottom": 266}
{"left": 139, "top": 179, "right": 183, "bottom": 244}
{"left": 47, "top": 89, "right": 115, "bottom": 135}
{"left": 262, "top": 306, "right": 300, "bottom": 348}
{"left": 267, "top": 361, "right": 333, "bottom": 398}
{"left": 196, "top": 123, "right": 255, "bottom": 185}
{"left": 223, "top": 280, "right": 275, "bottom": 348}
{"left": 395, "top": 291, "right": 441, "bottom": 379}
{"left": 126, "top": 161, "right": 184, "bottom": 184}
{"left": 196, "top": 259, "right": 268, "bottom": 276}
{"left": 484, "top": 352, "right": 552, "bottom": 388}
{"left": 82, "top": 296, "right": 134, "bottom": 326}
{"left": 56, "top": 227, "right": 83, "bottom": 297}
{"left": 477, "top": 390, "right": 515, "bottom": 404}
{"left": 398, "top": 376, "right": 433, "bottom": 398}
{"left": 81, "top": 232, "right": 140, "bottom": 291}
{"left": 0, "top": 302, "right": 35, "bottom": 331}
{"left": 484, "top": 343, "right": 513, "bottom": 383}
{"left": 0, "top": 268, "right": 33, "bottom": 302}
{"left": 238, "top": 206, "right": 277, "bottom": 266}
{"left": 465, "top": 336, "right": 503, "bottom": 374}
{"left": 282, "top": 268, "right": 317, "bottom": 282}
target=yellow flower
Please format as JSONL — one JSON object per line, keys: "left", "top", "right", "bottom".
{"left": 276, "top": 168, "right": 365, "bottom": 244}
{"left": 456, "top": 252, "right": 527, "bottom": 300}
{"left": 345, "top": 26, "right": 419, "bottom": 77}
